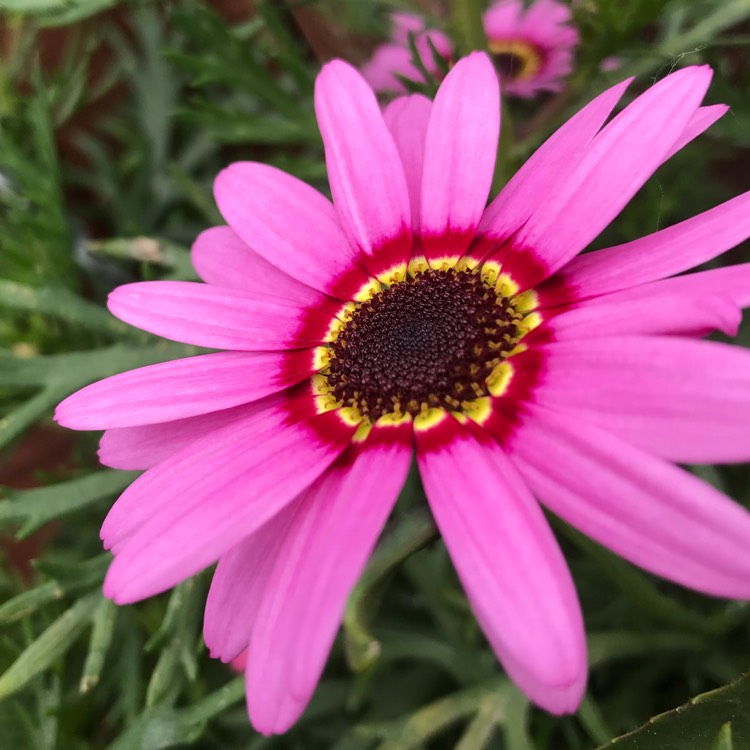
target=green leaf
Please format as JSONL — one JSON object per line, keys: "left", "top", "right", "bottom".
{"left": 0, "top": 469, "right": 139, "bottom": 537}
{"left": 105, "top": 678, "right": 246, "bottom": 750}
{"left": 595, "top": 673, "right": 750, "bottom": 749}
{"left": 80, "top": 597, "right": 118, "bottom": 694}
{"left": 0, "top": 581, "right": 64, "bottom": 625}
{"left": 362, "top": 680, "right": 511, "bottom": 749}
{"left": 712, "top": 723, "right": 734, "bottom": 750}
{"left": 0, "top": 280, "right": 130, "bottom": 337}
{"left": 343, "top": 504, "right": 437, "bottom": 672}
{"left": 0, "top": 342, "right": 194, "bottom": 450}
{"left": 448, "top": 0, "right": 488, "bottom": 54}
{"left": 0, "top": 592, "right": 100, "bottom": 701}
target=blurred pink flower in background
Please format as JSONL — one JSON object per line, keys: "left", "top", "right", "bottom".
{"left": 362, "top": 0, "right": 579, "bottom": 98}
{"left": 56, "top": 52, "right": 750, "bottom": 736}
{"left": 483, "top": 0, "right": 579, "bottom": 97}
{"left": 360, "top": 11, "right": 453, "bottom": 94}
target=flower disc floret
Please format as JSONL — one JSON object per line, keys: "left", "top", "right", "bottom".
{"left": 319, "top": 267, "right": 525, "bottom": 422}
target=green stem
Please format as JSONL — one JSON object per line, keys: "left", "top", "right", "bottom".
{"left": 343, "top": 506, "right": 437, "bottom": 672}
{"left": 448, "top": 0, "right": 487, "bottom": 55}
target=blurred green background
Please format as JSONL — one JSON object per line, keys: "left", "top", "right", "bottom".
{"left": 1, "top": 0, "right": 750, "bottom": 748}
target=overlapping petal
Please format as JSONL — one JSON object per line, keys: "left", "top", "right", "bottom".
{"left": 509, "top": 405, "right": 750, "bottom": 598}
{"left": 315, "top": 60, "right": 412, "bottom": 275}
{"left": 56, "top": 350, "right": 313, "bottom": 429}
{"left": 475, "top": 77, "right": 632, "bottom": 258}
{"left": 526, "top": 337, "right": 750, "bottom": 463}
{"left": 213, "top": 163, "right": 369, "bottom": 299}
{"left": 98, "top": 397, "right": 283, "bottom": 471}
{"left": 247, "top": 423, "right": 412, "bottom": 735}
{"left": 538, "top": 190, "right": 750, "bottom": 306}
{"left": 383, "top": 94, "right": 432, "bottom": 230}
{"left": 191, "top": 226, "right": 327, "bottom": 307}
{"left": 420, "top": 53, "right": 500, "bottom": 260}
{"left": 540, "top": 291, "right": 740, "bottom": 339}
{"left": 108, "top": 281, "right": 333, "bottom": 350}
{"left": 204, "top": 505, "right": 297, "bottom": 663}
{"left": 502, "top": 66, "right": 714, "bottom": 287}
{"left": 416, "top": 417, "right": 586, "bottom": 714}
{"left": 102, "top": 406, "right": 356, "bottom": 603}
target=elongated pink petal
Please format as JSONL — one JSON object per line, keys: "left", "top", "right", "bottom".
{"left": 102, "top": 407, "right": 356, "bottom": 603}
{"left": 664, "top": 104, "right": 728, "bottom": 161}
{"left": 623, "top": 263, "right": 750, "bottom": 310}
{"left": 108, "top": 281, "right": 333, "bottom": 351}
{"left": 476, "top": 77, "right": 632, "bottom": 257}
{"left": 508, "top": 405, "right": 750, "bottom": 597}
{"left": 416, "top": 417, "right": 586, "bottom": 714}
{"left": 204, "top": 504, "right": 297, "bottom": 663}
{"left": 504, "top": 66, "right": 714, "bottom": 287}
{"left": 100, "top": 396, "right": 295, "bottom": 547}
{"left": 100, "top": 399, "right": 283, "bottom": 504}
{"left": 383, "top": 95, "right": 432, "bottom": 230}
{"left": 539, "top": 190, "right": 750, "bottom": 306}
{"left": 99, "top": 407, "right": 247, "bottom": 470}
{"left": 529, "top": 336, "right": 750, "bottom": 463}
{"left": 55, "top": 350, "right": 313, "bottom": 429}
{"left": 213, "top": 163, "right": 368, "bottom": 299}
{"left": 191, "top": 226, "right": 326, "bottom": 307}
{"left": 247, "top": 423, "right": 413, "bottom": 735}
{"left": 420, "top": 53, "right": 500, "bottom": 260}
{"left": 315, "top": 60, "right": 412, "bottom": 275}
{"left": 540, "top": 290, "right": 740, "bottom": 339}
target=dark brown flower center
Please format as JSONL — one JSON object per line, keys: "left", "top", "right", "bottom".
{"left": 488, "top": 39, "right": 543, "bottom": 82}
{"left": 493, "top": 52, "right": 526, "bottom": 80}
{"left": 324, "top": 268, "right": 521, "bottom": 422}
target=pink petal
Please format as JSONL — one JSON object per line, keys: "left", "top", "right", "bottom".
{"left": 416, "top": 417, "right": 586, "bottom": 714}
{"left": 519, "top": 0, "right": 574, "bottom": 32}
{"left": 102, "top": 407, "right": 356, "bottom": 603}
{"left": 529, "top": 336, "right": 750, "bottom": 464}
{"left": 213, "top": 163, "right": 368, "bottom": 300}
{"left": 627, "top": 263, "right": 750, "bottom": 310}
{"left": 383, "top": 95, "right": 432, "bottom": 231}
{"left": 191, "top": 226, "right": 326, "bottom": 307}
{"left": 475, "top": 77, "right": 632, "bottom": 259}
{"left": 539, "top": 190, "right": 750, "bottom": 306}
{"left": 247, "top": 423, "right": 413, "bottom": 735}
{"left": 55, "top": 350, "right": 313, "bottom": 429}
{"left": 108, "top": 281, "right": 333, "bottom": 351}
{"left": 315, "top": 60, "right": 412, "bottom": 276}
{"left": 99, "top": 405, "right": 253, "bottom": 471}
{"left": 204, "top": 504, "right": 297, "bottom": 663}
{"left": 664, "top": 104, "right": 728, "bottom": 161}
{"left": 540, "top": 290, "right": 740, "bottom": 339}
{"left": 100, "top": 398, "right": 283, "bottom": 504}
{"left": 503, "top": 66, "right": 714, "bottom": 287}
{"left": 420, "top": 53, "right": 500, "bottom": 260}
{"left": 509, "top": 405, "right": 750, "bottom": 598}
{"left": 483, "top": 0, "right": 523, "bottom": 38}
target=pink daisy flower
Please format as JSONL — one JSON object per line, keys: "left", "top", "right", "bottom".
{"left": 56, "top": 53, "right": 750, "bottom": 735}
{"left": 484, "top": 0, "right": 579, "bottom": 97}
{"left": 361, "top": 11, "right": 453, "bottom": 94}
